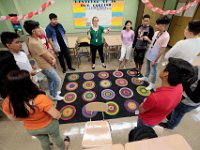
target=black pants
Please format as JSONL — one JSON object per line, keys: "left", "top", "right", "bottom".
{"left": 90, "top": 44, "right": 104, "bottom": 64}
{"left": 134, "top": 48, "right": 146, "bottom": 66}
{"left": 58, "top": 47, "right": 72, "bottom": 71}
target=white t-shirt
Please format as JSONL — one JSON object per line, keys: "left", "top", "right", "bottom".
{"left": 164, "top": 38, "right": 200, "bottom": 63}
{"left": 12, "top": 51, "right": 33, "bottom": 72}
{"left": 146, "top": 31, "right": 170, "bottom": 62}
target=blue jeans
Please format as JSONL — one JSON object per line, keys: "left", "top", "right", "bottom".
{"left": 137, "top": 118, "right": 153, "bottom": 127}
{"left": 42, "top": 68, "right": 61, "bottom": 97}
{"left": 166, "top": 101, "right": 199, "bottom": 129}
{"left": 145, "top": 59, "right": 158, "bottom": 84}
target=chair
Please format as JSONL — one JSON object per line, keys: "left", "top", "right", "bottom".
{"left": 76, "top": 41, "right": 91, "bottom": 68}
{"left": 82, "top": 102, "right": 112, "bottom": 149}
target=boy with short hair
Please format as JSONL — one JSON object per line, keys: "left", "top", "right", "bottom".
{"left": 139, "top": 15, "right": 171, "bottom": 90}
{"left": 23, "top": 20, "right": 63, "bottom": 101}
{"left": 138, "top": 58, "right": 195, "bottom": 127}
{"left": 1, "top": 32, "right": 36, "bottom": 76}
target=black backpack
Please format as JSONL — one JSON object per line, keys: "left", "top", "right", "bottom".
{"left": 129, "top": 126, "right": 158, "bottom": 142}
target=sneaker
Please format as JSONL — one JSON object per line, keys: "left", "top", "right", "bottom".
{"left": 64, "top": 136, "right": 70, "bottom": 150}
{"left": 92, "top": 64, "right": 95, "bottom": 70}
{"left": 159, "top": 122, "right": 169, "bottom": 129}
{"left": 145, "top": 83, "right": 155, "bottom": 90}
{"left": 138, "top": 76, "right": 148, "bottom": 82}
{"left": 51, "top": 94, "right": 63, "bottom": 101}
{"left": 57, "top": 91, "right": 61, "bottom": 95}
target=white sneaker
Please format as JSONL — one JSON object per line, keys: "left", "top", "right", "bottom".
{"left": 51, "top": 94, "right": 63, "bottom": 101}
{"left": 57, "top": 91, "right": 61, "bottom": 95}
{"left": 145, "top": 83, "right": 155, "bottom": 90}
{"left": 138, "top": 76, "right": 148, "bottom": 82}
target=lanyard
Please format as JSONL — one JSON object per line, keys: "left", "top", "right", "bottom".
{"left": 151, "top": 31, "right": 164, "bottom": 48}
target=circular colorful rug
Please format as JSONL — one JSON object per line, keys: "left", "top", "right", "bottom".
{"left": 101, "top": 89, "right": 116, "bottom": 100}
{"left": 136, "top": 86, "right": 151, "bottom": 96}
{"left": 60, "top": 105, "right": 76, "bottom": 121}
{"left": 82, "top": 81, "right": 95, "bottom": 90}
{"left": 82, "top": 91, "right": 97, "bottom": 102}
{"left": 83, "top": 72, "right": 95, "bottom": 80}
{"left": 115, "top": 78, "right": 128, "bottom": 87}
{"left": 63, "top": 92, "right": 77, "bottom": 103}
{"left": 82, "top": 105, "right": 97, "bottom": 118}
{"left": 66, "top": 82, "right": 78, "bottom": 91}
{"left": 127, "top": 70, "right": 138, "bottom": 77}
{"left": 67, "top": 74, "right": 80, "bottom": 81}
{"left": 113, "top": 70, "right": 124, "bottom": 78}
{"left": 131, "top": 77, "right": 144, "bottom": 85}
{"left": 124, "top": 99, "right": 139, "bottom": 113}
{"left": 105, "top": 101, "right": 119, "bottom": 116}
{"left": 98, "top": 71, "right": 110, "bottom": 79}
{"left": 119, "top": 87, "right": 134, "bottom": 98}
{"left": 99, "top": 80, "right": 112, "bottom": 88}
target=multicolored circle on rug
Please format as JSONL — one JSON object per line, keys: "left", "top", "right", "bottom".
{"left": 82, "top": 81, "right": 95, "bottom": 90}
{"left": 101, "top": 89, "right": 116, "bottom": 100}
{"left": 119, "top": 87, "right": 134, "bottom": 98}
{"left": 64, "top": 92, "right": 77, "bottom": 103}
{"left": 66, "top": 82, "right": 78, "bottom": 91}
{"left": 127, "top": 70, "right": 137, "bottom": 77}
{"left": 98, "top": 72, "right": 110, "bottom": 79}
{"left": 131, "top": 77, "right": 144, "bottom": 85}
{"left": 99, "top": 80, "right": 112, "bottom": 88}
{"left": 113, "top": 70, "right": 124, "bottom": 78}
{"left": 67, "top": 74, "right": 80, "bottom": 81}
{"left": 60, "top": 105, "right": 76, "bottom": 121}
{"left": 82, "top": 105, "right": 97, "bottom": 118}
{"left": 124, "top": 99, "right": 139, "bottom": 113}
{"left": 83, "top": 73, "right": 95, "bottom": 80}
{"left": 136, "top": 86, "right": 151, "bottom": 96}
{"left": 82, "top": 91, "right": 97, "bottom": 102}
{"left": 115, "top": 78, "right": 128, "bottom": 87}
{"left": 106, "top": 101, "right": 119, "bottom": 116}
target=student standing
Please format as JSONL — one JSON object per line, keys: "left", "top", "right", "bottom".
{"left": 139, "top": 15, "right": 170, "bottom": 90}
{"left": 87, "top": 16, "right": 110, "bottom": 70}
{"left": 164, "top": 20, "right": 200, "bottom": 63}
{"left": 118, "top": 20, "right": 135, "bottom": 69}
{"left": 137, "top": 58, "right": 194, "bottom": 127}
{"left": 24, "top": 20, "right": 63, "bottom": 101}
{"left": 133, "top": 14, "right": 154, "bottom": 73}
{"left": 2, "top": 70, "right": 70, "bottom": 150}
{"left": 46, "top": 13, "right": 75, "bottom": 73}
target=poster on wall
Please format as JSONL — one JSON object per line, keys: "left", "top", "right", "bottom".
{"left": 71, "top": 0, "right": 125, "bottom": 28}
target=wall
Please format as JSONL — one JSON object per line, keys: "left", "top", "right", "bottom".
{"left": 0, "top": 0, "right": 139, "bottom": 34}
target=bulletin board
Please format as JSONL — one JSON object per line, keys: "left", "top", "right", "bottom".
{"left": 71, "top": 0, "right": 125, "bottom": 28}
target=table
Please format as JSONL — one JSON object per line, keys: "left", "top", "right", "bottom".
{"left": 125, "top": 134, "right": 192, "bottom": 150}
{"left": 85, "top": 144, "right": 125, "bottom": 150}
{"left": 67, "top": 36, "right": 78, "bottom": 56}
{"left": 104, "top": 35, "right": 122, "bottom": 61}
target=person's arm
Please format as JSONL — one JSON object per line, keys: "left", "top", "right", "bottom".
{"left": 148, "top": 26, "right": 154, "bottom": 41}
{"left": 164, "top": 41, "right": 181, "bottom": 61}
{"left": 5, "top": 114, "right": 18, "bottom": 121}
{"left": 2, "top": 98, "right": 18, "bottom": 121}
{"left": 138, "top": 95, "right": 155, "bottom": 114}
{"left": 46, "top": 107, "right": 61, "bottom": 119}
{"left": 87, "top": 28, "right": 91, "bottom": 39}
{"left": 48, "top": 38, "right": 57, "bottom": 53}
{"left": 103, "top": 27, "right": 111, "bottom": 34}
{"left": 121, "top": 31, "right": 123, "bottom": 42}
{"left": 40, "top": 51, "right": 56, "bottom": 67}
{"left": 152, "top": 47, "right": 167, "bottom": 66}
{"left": 143, "top": 36, "right": 152, "bottom": 44}
{"left": 132, "top": 26, "right": 140, "bottom": 48}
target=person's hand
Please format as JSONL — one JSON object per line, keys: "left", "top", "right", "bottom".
{"left": 87, "top": 28, "right": 90, "bottom": 34}
{"left": 51, "top": 59, "right": 56, "bottom": 67}
{"left": 151, "top": 61, "right": 156, "bottom": 66}
{"left": 143, "top": 36, "right": 150, "bottom": 41}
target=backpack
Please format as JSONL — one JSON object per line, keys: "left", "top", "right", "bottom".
{"left": 129, "top": 126, "right": 158, "bottom": 142}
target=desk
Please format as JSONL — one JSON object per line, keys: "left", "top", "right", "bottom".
{"left": 68, "top": 36, "right": 78, "bottom": 56}
{"left": 104, "top": 35, "right": 122, "bottom": 61}
{"left": 85, "top": 144, "right": 125, "bottom": 150}
{"left": 125, "top": 134, "right": 192, "bottom": 150}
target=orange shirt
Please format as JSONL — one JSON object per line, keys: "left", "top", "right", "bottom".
{"left": 2, "top": 94, "right": 53, "bottom": 130}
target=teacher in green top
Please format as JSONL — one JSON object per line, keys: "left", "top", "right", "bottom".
{"left": 87, "top": 16, "right": 110, "bottom": 70}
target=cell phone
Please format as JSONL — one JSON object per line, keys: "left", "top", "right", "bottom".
{"left": 143, "top": 32, "right": 148, "bottom": 36}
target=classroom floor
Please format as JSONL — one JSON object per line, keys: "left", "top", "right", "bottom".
{"left": 0, "top": 53, "right": 200, "bottom": 150}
